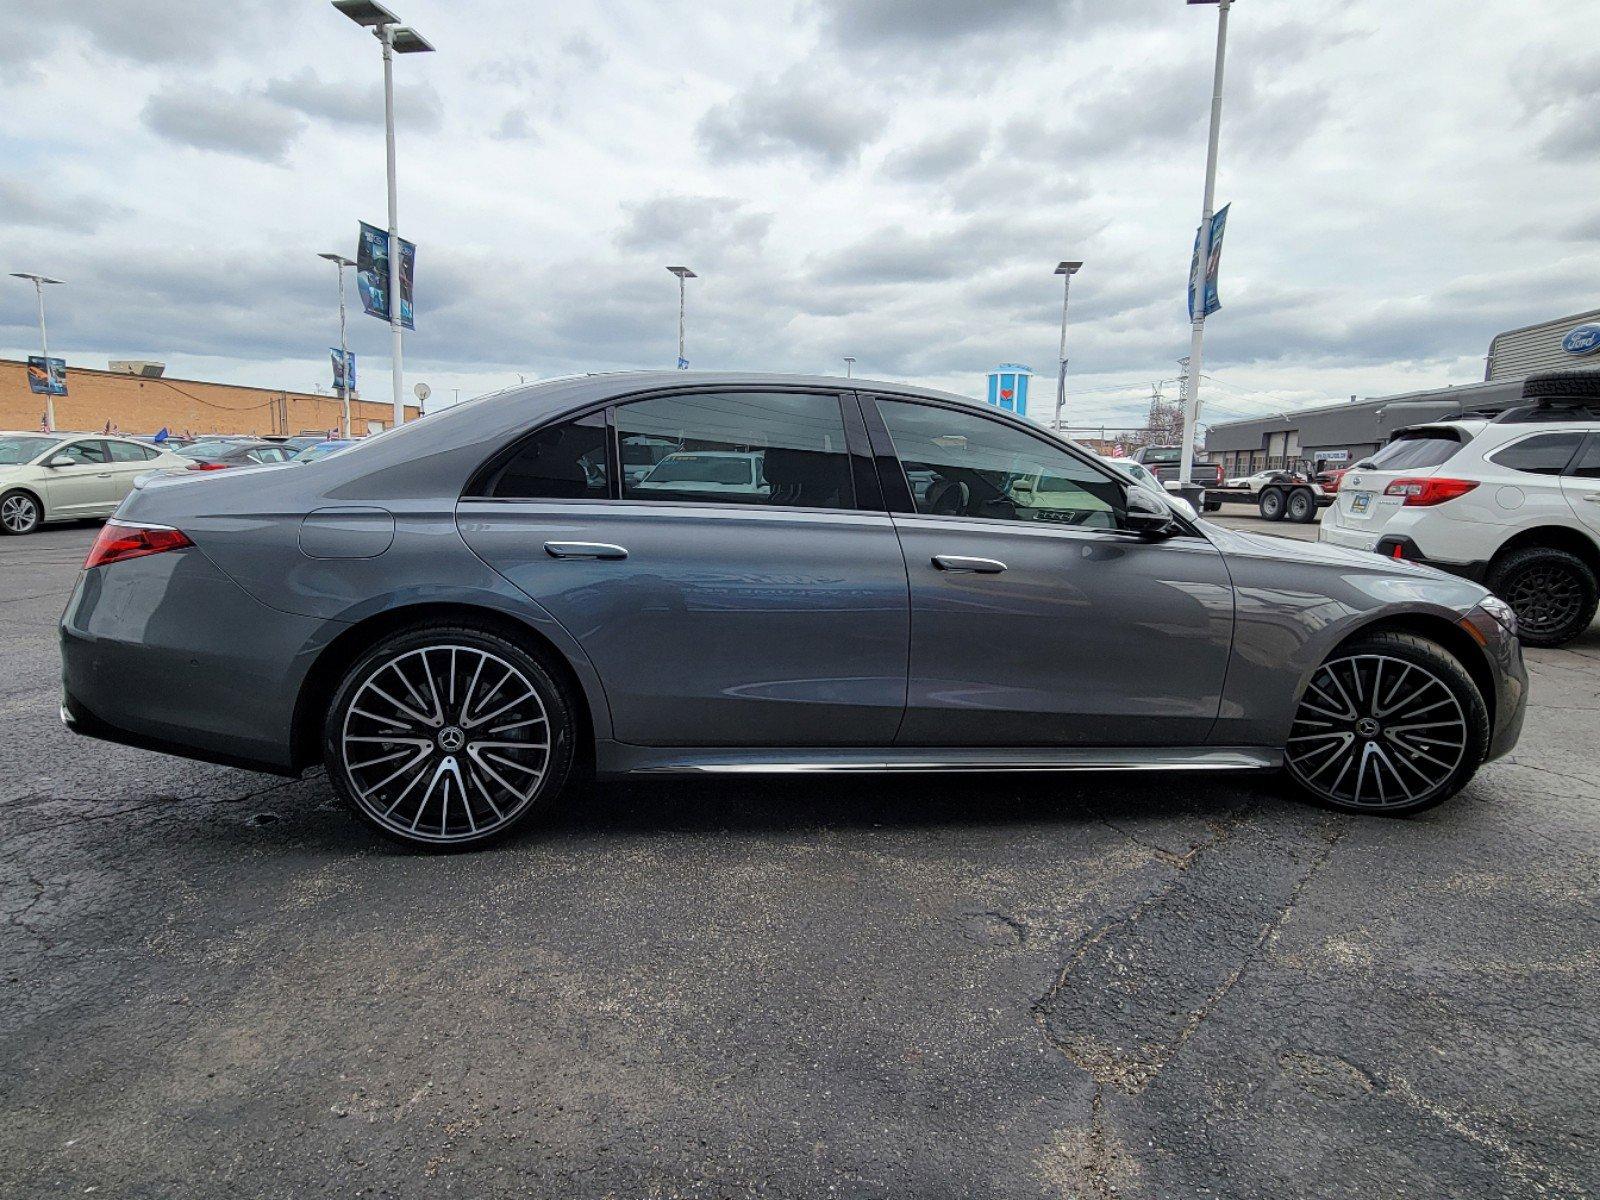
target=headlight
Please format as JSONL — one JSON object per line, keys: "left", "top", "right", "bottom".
{"left": 1478, "top": 595, "right": 1518, "bottom": 636}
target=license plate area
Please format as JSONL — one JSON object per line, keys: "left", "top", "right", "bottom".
{"left": 1349, "top": 491, "right": 1373, "bottom": 516}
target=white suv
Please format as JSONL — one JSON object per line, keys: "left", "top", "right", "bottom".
{"left": 1319, "top": 374, "right": 1600, "bottom": 646}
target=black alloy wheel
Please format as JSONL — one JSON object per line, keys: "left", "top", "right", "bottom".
{"left": 1489, "top": 546, "right": 1598, "bottom": 648}
{"left": 1285, "top": 632, "right": 1488, "bottom": 815}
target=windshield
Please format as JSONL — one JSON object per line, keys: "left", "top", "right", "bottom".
{"left": 293, "top": 441, "right": 351, "bottom": 462}
{"left": 178, "top": 440, "right": 244, "bottom": 458}
{"left": 644, "top": 455, "right": 754, "bottom": 485}
{"left": 1366, "top": 429, "right": 1466, "bottom": 472}
{"left": 0, "top": 436, "right": 59, "bottom": 465}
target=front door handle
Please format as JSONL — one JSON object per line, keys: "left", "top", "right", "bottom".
{"left": 544, "top": 541, "right": 628, "bottom": 560}
{"left": 932, "top": 554, "right": 1006, "bottom": 574}
{"left": 1584, "top": 495, "right": 1600, "bottom": 504}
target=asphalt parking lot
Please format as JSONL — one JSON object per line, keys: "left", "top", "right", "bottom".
{"left": 3, "top": 520, "right": 1597, "bottom": 1199}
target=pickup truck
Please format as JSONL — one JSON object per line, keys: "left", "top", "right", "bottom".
{"left": 1129, "top": 445, "right": 1224, "bottom": 510}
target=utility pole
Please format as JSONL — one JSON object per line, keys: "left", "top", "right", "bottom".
{"left": 667, "top": 266, "right": 696, "bottom": 368}
{"left": 10, "top": 272, "right": 64, "bottom": 431}
{"left": 1053, "top": 260, "right": 1082, "bottom": 432}
{"left": 1179, "top": 0, "right": 1232, "bottom": 492}
{"left": 844, "top": 356, "right": 855, "bottom": 378}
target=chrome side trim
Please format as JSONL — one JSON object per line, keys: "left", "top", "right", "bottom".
{"left": 608, "top": 746, "right": 1280, "bottom": 776}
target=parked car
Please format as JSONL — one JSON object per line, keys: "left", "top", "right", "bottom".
{"left": 292, "top": 439, "right": 357, "bottom": 463}
{"left": 1225, "top": 469, "right": 1288, "bottom": 493}
{"left": 633, "top": 450, "right": 770, "bottom": 499}
{"left": 1131, "top": 445, "right": 1223, "bottom": 511}
{"left": 265, "top": 434, "right": 333, "bottom": 455}
{"left": 0, "top": 432, "right": 191, "bottom": 535}
{"left": 60, "top": 373, "right": 1525, "bottom": 848}
{"left": 1320, "top": 369, "right": 1600, "bottom": 646}
{"left": 174, "top": 439, "right": 299, "bottom": 471}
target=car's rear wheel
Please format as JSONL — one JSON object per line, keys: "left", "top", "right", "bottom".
{"left": 322, "top": 623, "right": 577, "bottom": 848}
{"left": 1487, "top": 545, "right": 1598, "bottom": 648}
{"left": 1, "top": 490, "right": 41, "bottom": 536}
{"left": 1283, "top": 632, "right": 1488, "bottom": 816}
{"left": 1286, "top": 487, "right": 1317, "bottom": 524}
{"left": 1259, "top": 487, "right": 1286, "bottom": 521}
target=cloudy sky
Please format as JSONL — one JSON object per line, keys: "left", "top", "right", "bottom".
{"left": 1, "top": 0, "right": 1596, "bottom": 429}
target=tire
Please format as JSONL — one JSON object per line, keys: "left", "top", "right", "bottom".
{"left": 1259, "top": 488, "right": 1286, "bottom": 521}
{"left": 322, "top": 622, "right": 578, "bottom": 848}
{"left": 1203, "top": 500, "right": 1222, "bottom": 513}
{"left": 1486, "top": 545, "right": 1599, "bottom": 648}
{"left": 1283, "top": 631, "right": 1489, "bottom": 816}
{"left": 0, "top": 490, "right": 42, "bottom": 536}
{"left": 1287, "top": 488, "right": 1317, "bottom": 524}
{"left": 1521, "top": 370, "right": 1600, "bottom": 401}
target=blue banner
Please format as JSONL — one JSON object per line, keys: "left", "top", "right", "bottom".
{"left": 330, "top": 348, "right": 357, "bottom": 393}
{"left": 1187, "top": 203, "right": 1229, "bottom": 320}
{"left": 356, "top": 221, "right": 416, "bottom": 330}
{"left": 26, "top": 356, "right": 67, "bottom": 396}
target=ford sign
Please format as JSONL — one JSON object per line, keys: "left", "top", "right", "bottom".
{"left": 1562, "top": 324, "right": 1600, "bottom": 356}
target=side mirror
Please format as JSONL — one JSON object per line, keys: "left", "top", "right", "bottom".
{"left": 1168, "top": 495, "right": 1200, "bottom": 522}
{"left": 1125, "top": 486, "right": 1179, "bottom": 536}
{"left": 45, "top": 453, "right": 74, "bottom": 468}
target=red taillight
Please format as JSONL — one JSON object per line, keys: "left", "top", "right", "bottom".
{"left": 186, "top": 462, "right": 229, "bottom": 471}
{"left": 1383, "top": 477, "right": 1478, "bottom": 506}
{"left": 84, "top": 521, "right": 194, "bottom": 569}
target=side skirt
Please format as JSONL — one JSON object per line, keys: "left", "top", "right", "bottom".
{"left": 595, "top": 742, "right": 1281, "bottom": 779}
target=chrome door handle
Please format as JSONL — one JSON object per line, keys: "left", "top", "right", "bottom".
{"left": 1584, "top": 495, "right": 1600, "bottom": 504}
{"left": 932, "top": 555, "right": 1006, "bottom": 574}
{"left": 544, "top": 541, "right": 628, "bottom": 560}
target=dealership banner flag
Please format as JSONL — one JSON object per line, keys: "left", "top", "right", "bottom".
{"left": 356, "top": 221, "right": 416, "bottom": 330}
{"left": 26, "top": 356, "right": 67, "bottom": 396}
{"left": 330, "top": 348, "right": 357, "bottom": 393}
{"left": 1187, "top": 202, "right": 1229, "bottom": 321}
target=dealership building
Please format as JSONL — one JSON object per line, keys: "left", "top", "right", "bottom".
{"left": 1204, "top": 308, "right": 1600, "bottom": 476}
{"left": 0, "top": 358, "right": 418, "bottom": 438}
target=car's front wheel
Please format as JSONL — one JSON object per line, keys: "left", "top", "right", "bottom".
{"left": 322, "top": 623, "right": 577, "bottom": 848}
{"left": 1283, "top": 631, "right": 1488, "bottom": 816}
{"left": 0, "top": 490, "right": 41, "bottom": 536}
{"left": 1487, "top": 545, "right": 1598, "bottom": 648}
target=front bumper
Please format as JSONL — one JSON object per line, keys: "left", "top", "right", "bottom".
{"left": 1461, "top": 602, "right": 1528, "bottom": 762}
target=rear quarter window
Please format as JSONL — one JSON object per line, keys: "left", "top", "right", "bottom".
{"left": 1365, "top": 430, "right": 1467, "bottom": 471}
{"left": 1485, "top": 432, "right": 1584, "bottom": 477}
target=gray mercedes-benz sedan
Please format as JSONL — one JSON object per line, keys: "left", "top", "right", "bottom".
{"left": 60, "top": 373, "right": 1526, "bottom": 847}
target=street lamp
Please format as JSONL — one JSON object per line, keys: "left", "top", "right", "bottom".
{"left": 1053, "top": 260, "right": 1082, "bottom": 432}
{"left": 317, "top": 252, "right": 357, "bottom": 437}
{"left": 332, "top": 0, "right": 434, "bottom": 431}
{"left": 843, "top": 356, "right": 855, "bottom": 378}
{"left": 10, "top": 272, "right": 65, "bottom": 432}
{"left": 1178, "top": 0, "right": 1232, "bottom": 493}
{"left": 666, "top": 266, "right": 696, "bottom": 369}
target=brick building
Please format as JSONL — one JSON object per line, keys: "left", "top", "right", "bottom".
{"left": 1, "top": 359, "right": 419, "bottom": 437}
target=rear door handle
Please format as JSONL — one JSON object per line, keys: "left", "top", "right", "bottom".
{"left": 544, "top": 541, "right": 628, "bottom": 560}
{"left": 932, "top": 555, "right": 1006, "bottom": 574}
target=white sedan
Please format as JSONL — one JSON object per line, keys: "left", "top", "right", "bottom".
{"left": 1224, "top": 470, "right": 1287, "bottom": 493}
{"left": 0, "top": 432, "right": 192, "bottom": 535}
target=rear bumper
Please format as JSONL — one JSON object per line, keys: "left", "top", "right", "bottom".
{"left": 1374, "top": 536, "right": 1490, "bottom": 585}
{"left": 59, "top": 547, "right": 329, "bottom": 774}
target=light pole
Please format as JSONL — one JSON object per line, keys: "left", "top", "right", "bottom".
{"left": 1053, "top": 260, "right": 1082, "bottom": 433}
{"left": 1179, "top": 0, "right": 1232, "bottom": 491}
{"left": 317, "top": 252, "right": 356, "bottom": 437}
{"left": 844, "top": 356, "right": 855, "bottom": 378}
{"left": 10, "top": 272, "right": 65, "bottom": 432}
{"left": 666, "top": 266, "right": 696, "bottom": 368}
{"left": 333, "top": 0, "right": 433, "bottom": 431}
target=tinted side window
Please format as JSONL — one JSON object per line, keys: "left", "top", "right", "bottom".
{"left": 1488, "top": 432, "right": 1583, "bottom": 477}
{"left": 57, "top": 441, "right": 109, "bottom": 466}
{"left": 877, "top": 400, "right": 1127, "bottom": 530}
{"left": 1366, "top": 431, "right": 1464, "bottom": 471}
{"left": 617, "top": 392, "right": 853, "bottom": 510}
{"left": 484, "top": 412, "right": 609, "bottom": 500}
{"left": 108, "top": 441, "right": 156, "bottom": 462}
{"left": 1570, "top": 435, "right": 1600, "bottom": 480}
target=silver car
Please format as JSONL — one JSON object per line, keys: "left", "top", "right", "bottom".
{"left": 59, "top": 374, "right": 1526, "bottom": 848}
